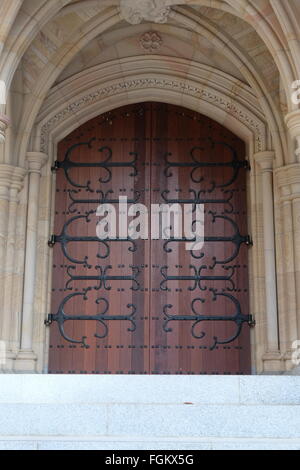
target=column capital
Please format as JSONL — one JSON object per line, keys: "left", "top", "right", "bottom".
{"left": 254, "top": 151, "right": 275, "bottom": 172}
{"left": 0, "top": 164, "right": 27, "bottom": 199}
{"left": 275, "top": 163, "right": 300, "bottom": 202}
{"left": 10, "top": 166, "right": 27, "bottom": 199}
{"left": 285, "top": 110, "right": 300, "bottom": 162}
{"left": 0, "top": 114, "right": 9, "bottom": 144}
{"left": 285, "top": 110, "right": 300, "bottom": 138}
{"left": 26, "top": 152, "right": 48, "bottom": 173}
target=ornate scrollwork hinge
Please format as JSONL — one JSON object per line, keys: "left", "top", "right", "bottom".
{"left": 44, "top": 293, "right": 137, "bottom": 347}
{"left": 162, "top": 290, "right": 255, "bottom": 350}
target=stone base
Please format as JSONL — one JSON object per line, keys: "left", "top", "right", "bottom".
{"left": 14, "top": 350, "right": 37, "bottom": 373}
{"left": 287, "top": 366, "right": 300, "bottom": 376}
{"left": 262, "top": 351, "right": 283, "bottom": 373}
{"left": 0, "top": 350, "right": 16, "bottom": 373}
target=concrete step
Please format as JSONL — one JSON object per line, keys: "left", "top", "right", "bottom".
{"left": 0, "top": 376, "right": 299, "bottom": 450}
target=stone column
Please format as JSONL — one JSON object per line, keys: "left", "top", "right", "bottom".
{"left": 0, "top": 165, "right": 15, "bottom": 328}
{"left": 283, "top": 110, "right": 300, "bottom": 371}
{"left": 15, "top": 152, "right": 47, "bottom": 372}
{"left": 1, "top": 167, "right": 26, "bottom": 371}
{"left": 292, "top": 185, "right": 300, "bottom": 335}
{"left": 254, "top": 152, "right": 281, "bottom": 371}
{"left": 0, "top": 164, "right": 26, "bottom": 371}
{"left": 276, "top": 164, "right": 300, "bottom": 370}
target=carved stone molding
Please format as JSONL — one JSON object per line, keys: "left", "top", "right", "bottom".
{"left": 40, "top": 77, "right": 265, "bottom": 153}
{"left": 140, "top": 31, "right": 163, "bottom": 53}
{"left": 0, "top": 114, "right": 9, "bottom": 144}
{"left": 120, "top": 0, "right": 171, "bottom": 24}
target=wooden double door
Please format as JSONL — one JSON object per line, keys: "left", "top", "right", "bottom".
{"left": 48, "top": 103, "right": 252, "bottom": 375}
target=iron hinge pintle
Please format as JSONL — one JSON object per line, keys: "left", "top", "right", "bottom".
{"left": 245, "top": 235, "right": 253, "bottom": 247}
{"left": 45, "top": 314, "right": 54, "bottom": 326}
{"left": 51, "top": 161, "right": 59, "bottom": 173}
{"left": 244, "top": 160, "right": 251, "bottom": 171}
{"left": 48, "top": 235, "right": 56, "bottom": 248}
{"left": 248, "top": 315, "right": 256, "bottom": 328}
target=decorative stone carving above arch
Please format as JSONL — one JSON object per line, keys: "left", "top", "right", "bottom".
{"left": 120, "top": 0, "right": 172, "bottom": 24}
{"left": 139, "top": 31, "right": 163, "bottom": 53}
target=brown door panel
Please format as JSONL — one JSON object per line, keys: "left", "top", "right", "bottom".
{"left": 48, "top": 103, "right": 251, "bottom": 374}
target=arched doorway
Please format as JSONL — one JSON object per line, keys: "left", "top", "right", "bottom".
{"left": 47, "top": 102, "right": 252, "bottom": 374}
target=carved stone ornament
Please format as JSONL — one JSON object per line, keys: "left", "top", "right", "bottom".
{"left": 120, "top": 0, "right": 171, "bottom": 24}
{"left": 140, "top": 31, "right": 163, "bottom": 53}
